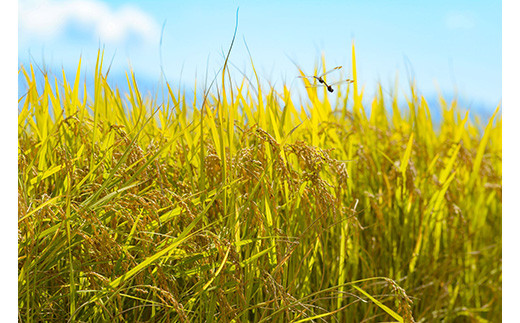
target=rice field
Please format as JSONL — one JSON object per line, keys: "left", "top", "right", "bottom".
{"left": 18, "top": 45, "right": 501, "bottom": 322}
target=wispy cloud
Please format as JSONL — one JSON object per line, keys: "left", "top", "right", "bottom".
{"left": 444, "top": 12, "right": 476, "bottom": 30}
{"left": 19, "top": 0, "right": 161, "bottom": 45}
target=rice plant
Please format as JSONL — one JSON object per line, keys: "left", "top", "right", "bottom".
{"left": 18, "top": 45, "right": 501, "bottom": 322}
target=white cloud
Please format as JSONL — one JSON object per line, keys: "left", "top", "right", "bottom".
{"left": 445, "top": 12, "right": 476, "bottom": 30}
{"left": 19, "top": 0, "right": 161, "bottom": 44}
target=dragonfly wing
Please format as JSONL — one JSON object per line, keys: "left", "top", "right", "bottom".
{"left": 306, "top": 83, "right": 327, "bottom": 88}
{"left": 318, "top": 66, "right": 343, "bottom": 78}
{"left": 297, "top": 75, "right": 318, "bottom": 81}
{"left": 328, "top": 79, "right": 354, "bottom": 86}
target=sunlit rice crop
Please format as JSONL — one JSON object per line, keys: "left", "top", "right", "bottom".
{"left": 18, "top": 45, "right": 501, "bottom": 322}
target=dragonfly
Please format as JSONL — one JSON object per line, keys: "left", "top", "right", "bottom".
{"left": 298, "top": 66, "right": 354, "bottom": 93}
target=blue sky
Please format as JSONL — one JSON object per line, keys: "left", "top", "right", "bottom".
{"left": 18, "top": 0, "right": 501, "bottom": 112}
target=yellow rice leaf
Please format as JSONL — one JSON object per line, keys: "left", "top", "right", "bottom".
{"left": 352, "top": 285, "right": 403, "bottom": 323}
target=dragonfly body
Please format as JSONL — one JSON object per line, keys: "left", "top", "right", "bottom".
{"left": 313, "top": 75, "right": 326, "bottom": 84}
{"left": 298, "top": 66, "right": 354, "bottom": 93}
